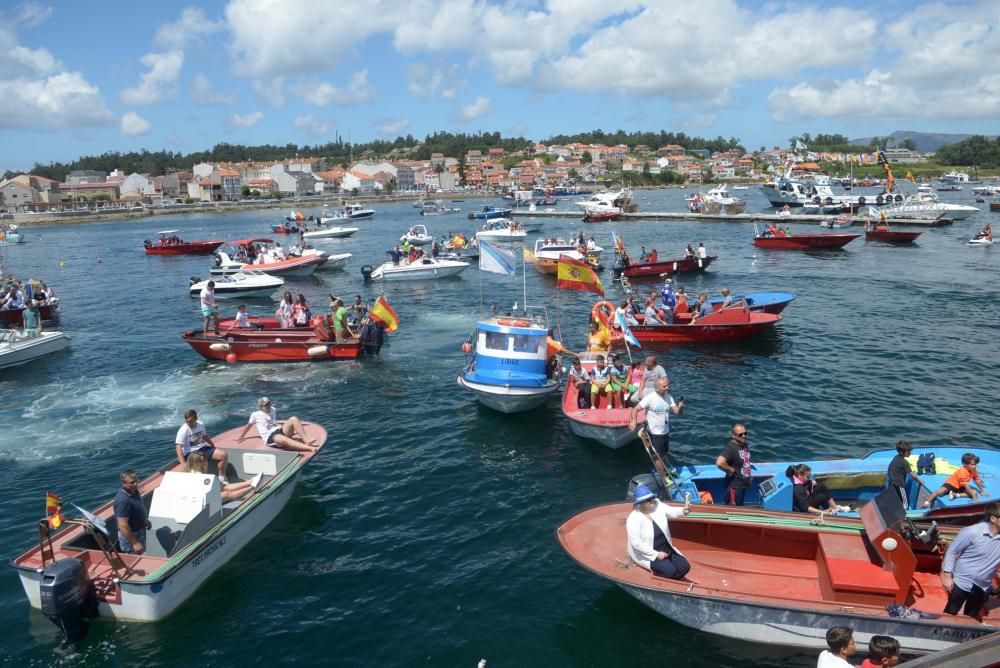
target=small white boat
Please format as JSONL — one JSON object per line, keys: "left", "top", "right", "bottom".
{"left": 531, "top": 238, "right": 603, "bottom": 274}
{"left": 401, "top": 224, "right": 434, "bottom": 246}
{"left": 869, "top": 190, "right": 980, "bottom": 221}
{"left": 315, "top": 252, "right": 351, "bottom": 270}
{"left": 819, "top": 214, "right": 854, "bottom": 229}
{"left": 189, "top": 271, "right": 284, "bottom": 298}
{"left": 363, "top": 257, "right": 469, "bottom": 282}
{"left": 575, "top": 188, "right": 633, "bottom": 216}
{"left": 0, "top": 330, "right": 69, "bottom": 369}
{"left": 476, "top": 221, "right": 527, "bottom": 242}
{"left": 302, "top": 226, "right": 358, "bottom": 240}
{"left": 420, "top": 200, "right": 460, "bottom": 216}
{"left": 0, "top": 224, "right": 25, "bottom": 245}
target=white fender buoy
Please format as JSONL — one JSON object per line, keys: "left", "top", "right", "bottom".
{"left": 673, "top": 262, "right": 678, "bottom": 271}
{"left": 274, "top": 337, "right": 282, "bottom": 343}
{"left": 698, "top": 258, "right": 703, "bottom": 268}
{"left": 307, "top": 345, "right": 328, "bottom": 356}
{"left": 209, "top": 343, "right": 231, "bottom": 352}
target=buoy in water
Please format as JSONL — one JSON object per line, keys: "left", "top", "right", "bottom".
{"left": 225, "top": 352, "right": 237, "bottom": 364}
{"left": 59, "top": 262, "right": 65, "bottom": 269}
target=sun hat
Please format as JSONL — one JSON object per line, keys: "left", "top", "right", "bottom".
{"left": 257, "top": 397, "right": 272, "bottom": 409}
{"left": 633, "top": 485, "right": 656, "bottom": 504}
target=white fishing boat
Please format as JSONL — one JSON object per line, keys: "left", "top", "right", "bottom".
{"left": 362, "top": 256, "right": 469, "bottom": 281}
{"left": 188, "top": 271, "right": 284, "bottom": 298}
{"left": 689, "top": 185, "right": 747, "bottom": 215}
{"left": 401, "top": 224, "right": 434, "bottom": 246}
{"left": 302, "top": 226, "right": 359, "bottom": 240}
{"left": 476, "top": 221, "right": 527, "bottom": 243}
{"left": 319, "top": 203, "right": 375, "bottom": 224}
{"left": 420, "top": 200, "right": 460, "bottom": 216}
{"left": 0, "top": 223, "right": 25, "bottom": 245}
{"left": 12, "top": 421, "right": 327, "bottom": 639}
{"left": 867, "top": 190, "right": 980, "bottom": 221}
{"left": 575, "top": 188, "right": 634, "bottom": 216}
{"left": 0, "top": 330, "right": 69, "bottom": 369}
{"left": 457, "top": 310, "right": 560, "bottom": 413}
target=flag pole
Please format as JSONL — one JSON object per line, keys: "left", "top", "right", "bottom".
{"left": 522, "top": 248, "right": 528, "bottom": 312}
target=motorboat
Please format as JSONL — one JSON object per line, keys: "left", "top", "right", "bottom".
{"left": 143, "top": 230, "right": 224, "bottom": 255}
{"left": 706, "top": 291, "right": 795, "bottom": 314}
{"left": 476, "top": 221, "right": 527, "bottom": 243}
{"left": 468, "top": 206, "right": 513, "bottom": 220}
{"left": 314, "top": 252, "right": 351, "bottom": 270}
{"left": 531, "top": 238, "right": 602, "bottom": 274}
{"left": 0, "top": 297, "right": 60, "bottom": 325}
{"left": 0, "top": 224, "right": 25, "bottom": 245}
{"left": 687, "top": 185, "right": 746, "bottom": 215}
{"left": 420, "top": 200, "right": 460, "bottom": 216}
{"left": 864, "top": 222, "right": 922, "bottom": 244}
{"left": 182, "top": 318, "right": 361, "bottom": 362}
{"left": 501, "top": 190, "right": 535, "bottom": 207}
{"left": 991, "top": 198, "right": 1000, "bottom": 212}
{"left": 818, "top": 214, "right": 854, "bottom": 229}
{"left": 0, "top": 330, "right": 69, "bottom": 369}
{"left": 362, "top": 256, "right": 469, "bottom": 282}
{"left": 318, "top": 203, "right": 375, "bottom": 223}
{"left": 867, "top": 190, "right": 979, "bottom": 221}
{"left": 188, "top": 271, "right": 284, "bottom": 299}
{"left": 443, "top": 233, "right": 479, "bottom": 259}
{"left": 613, "top": 254, "right": 716, "bottom": 280}
{"left": 211, "top": 238, "right": 328, "bottom": 277}
{"left": 582, "top": 210, "right": 621, "bottom": 223}
{"left": 575, "top": 188, "right": 634, "bottom": 216}
{"left": 642, "top": 443, "right": 1000, "bottom": 526}
{"left": 760, "top": 166, "right": 893, "bottom": 209}
{"left": 625, "top": 302, "right": 781, "bottom": 345}
{"left": 344, "top": 203, "right": 374, "bottom": 219}
{"left": 560, "top": 353, "right": 643, "bottom": 449}
{"left": 302, "top": 226, "right": 359, "bottom": 240}
{"left": 556, "top": 492, "right": 993, "bottom": 655}
{"left": 753, "top": 225, "right": 860, "bottom": 250}
{"left": 457, "top": 310, "right": 560, "bottom": 414}
{"left": 401, "top": 224, "right": 433, "bottom": 246}
{"left": 12, "top": 420, "right": 328, "bottom": 639}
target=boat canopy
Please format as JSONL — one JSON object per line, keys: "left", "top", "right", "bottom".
{"left": 156, "top": 230, "right": 181, "bottom": 235}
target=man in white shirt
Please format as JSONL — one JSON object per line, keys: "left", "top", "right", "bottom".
{"left": 175, "top": 408, "right": 228, "bottom": 479}
{"left": 637, "top": 355, "right": 667, "bottom": 401}
{"left": 235, "top": 397, "right": 317, "bottom": 452}
{"left": 200, "top": 280, "right": 220, "bottom": 335}
{"left": 629, "top": 377, "right": 683, "bottom": 461}
{"left": 816, "top": 626, "right": 855, "bottom": 668}
{"left": 697, "top": 242, "right": 707, "bottom": 259}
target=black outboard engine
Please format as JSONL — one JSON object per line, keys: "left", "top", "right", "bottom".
{"left": 611, "top": 255, "right": 626, "bottom": 281}
{"left": 39, "top": 558, "right": 95, "bottom": 644}
{"left": 213, "top": 252, "right": 222, "bottom": 267}
{"left": 189, "top": 276, "right": 200, "bottom": 286}
{"left": 360, "top": 264, "right": 374, "bottom": 281}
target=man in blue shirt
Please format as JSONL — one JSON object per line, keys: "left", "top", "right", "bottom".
{"left": 941, "top": 501, "right": 1000, "bottom": 618}
{"left": 114, "top": 469, "right": 150, "bottom": 555}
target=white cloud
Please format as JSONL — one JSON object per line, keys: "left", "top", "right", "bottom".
{"left": 154, "top": 7, "right": 224, "bottom": 50}
{"left": 0, "top": 25, "right": 59, "bottom": 76}
{"left": 506, "top": 122, "right": 527, "bottom": 137}
{"left": 675, "top": 113, "right": 718, "bottom": 131}
{"left": 0, "top": 71, "right": 114, "bottom": 129}
{"left": 405, "top": 62, "right": 460, "bottom": 99}
{"left": 376, "top": 117, "right": 410, "bottom": 137}
{"left": 120, "top": 111, "right": 152, "bottom": 136}
{"left": 190, "top": 73, "right": 236, "bottom": 105}
{"left": 14, "top": 1, "right": 53, "bottom": 28}
{"left": 228, "top": 111, "right": 263, "bottom": 128}
{"left": 457, "top": 95, "right": 491, "bottom": 122}
{"left": 120, "top": 51, "right": 184, "bottom": 105}
{"left": 294, "top": 114, "right": 332, "bottom": 137}
{"left": 252, "top": 77, "right": 286, "bottom": 107}
{"left": 297, "top": 69, "right": 374, "bottom": 106}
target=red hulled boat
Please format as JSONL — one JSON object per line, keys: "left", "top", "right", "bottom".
{"left": 753, "top": 231, "right": 860, "bottom": 250}
{"left": 181, "top": 317, "right": 360, "bottom": 362}
{"left": 865, "top": 228, "right": 922, "bottom": 243}
{"left": 628, "top": 305, "right": 781, "bottom": 345}
{"left": 621, "top": 255, "right": 717, "bottom": 279}
{"left": 561, "top": 354, "right": 644, "bottom": 449}
{"left": 0, "top": 299, "right": 59, "bottom": 325}
{"left": 143, "top": 230, "right": 223, "bottom": 255}
{"left": 583, "top": 210, "right": 621, "bottom": 223}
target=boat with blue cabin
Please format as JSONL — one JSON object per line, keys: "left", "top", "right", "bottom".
{"left": 457, "top": 309, "right": 560, "bottom": 413}
{"left": 468, "top": 206, "right": 513, "bottom": 220}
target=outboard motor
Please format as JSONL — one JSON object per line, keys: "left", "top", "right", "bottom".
{"left": 360, "top": 264, "right": 374, "bottom": 282}
{"left": 611, "top": 256, "right": 625, "bottom": 281}
{"left": 39, "top": 558, "right": 95, "bottom": 644}
{"left": 213, "top": 252, "right": 222, "bottom": 267}
{"left": 189, "top": 276, "right": 201, "bottom": 286}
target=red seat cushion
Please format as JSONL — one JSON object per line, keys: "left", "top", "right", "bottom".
{"left": 825, "top": 557, "right": 898, "bottom": 595}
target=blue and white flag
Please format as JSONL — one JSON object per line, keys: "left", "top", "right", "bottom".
{"left": 479, "top": 240, "right": 516, "bottom": 276}
{"left": 616, "top": 310, "right": 641, "bottom": 349}
{"left": 73, "top": 504, "right": 108, "bottom": 536}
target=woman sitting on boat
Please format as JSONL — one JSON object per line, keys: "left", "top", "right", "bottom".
{"left": 786, "top": 464, "right": 850, "bottom": 515}
{"left": 186, "top": 452, "right": 255, "bottom": 503}
{"left": 626, "top": 485, "right": 691, "bottom": 579}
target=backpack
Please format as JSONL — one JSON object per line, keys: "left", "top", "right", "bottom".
{"left": 916, "top": 453, "right": 936, "bottom": 475}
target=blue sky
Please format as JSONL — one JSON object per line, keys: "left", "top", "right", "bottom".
{"left": 2, "top": 0, "right": 998, "bottom": 173}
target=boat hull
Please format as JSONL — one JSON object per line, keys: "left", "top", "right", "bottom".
{"left": 865, "top": 230, "right": 922, "bottom": 243}
{"left": 560, "top": 357, "right": 642, "bottom": 449}
{"left": 457, "top": 375, "right": 559, "bottom": 413}
{"left": 369, "top": 261, "right": 468, "bottom": 281}
{"left": 181, "top": 330, "right": 361, "bottom": 362}
{"left": 144, "top": 241, "right": 223, "bottom": 255}
{"left": 754, "top": 234, "right": 860, "bottom": 250}
{"left": 0, "top": 331, "right": 69, "bottom": 369}
{"left": 707, "top": 292, "right": 795, "bottom": 315}
{"left": 303, "top": 228, "right": 358, "bottom": 239}
{"left": 623, "top": 256, "right": 716, "bottom": 278}
{"left": 631, "top": 310, "right": 781, "bottom": 344}
{"left": 211, "top": 255, "right": 326, "bottom": 277}
{"left": 0, "top": 301, "right": 59, "bottom": 325}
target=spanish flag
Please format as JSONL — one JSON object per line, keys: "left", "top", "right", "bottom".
{"left": 46, "top": 491, "right": 63, "bottom": 529}
{"left": 368, "top": 295, "right": 399, "bottom": 333}
{"left": 523, "top": 247, "right": 535, "bottom": 263}
{"left": 557, "top": 254, "right": 604, "bottom": 296}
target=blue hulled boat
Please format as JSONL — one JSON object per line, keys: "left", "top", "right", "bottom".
{"left": 635, "top": 443, "right": 999, "bottom": 526}
{"left": 469, "top": 206, "right": 513, "bottom": 220}
{"left": 457, "top": 312, "right": 560, "bottom": 413}
{"left": 707, "top": 291, "right": 796, "bottom": 314}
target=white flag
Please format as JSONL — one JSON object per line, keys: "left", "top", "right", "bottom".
{"left": 479, "top": 240, "right": 516, "bottom": 276}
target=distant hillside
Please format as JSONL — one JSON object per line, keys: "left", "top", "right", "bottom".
{"left": 850, "top": 130, "right": 997, "bottom": 153}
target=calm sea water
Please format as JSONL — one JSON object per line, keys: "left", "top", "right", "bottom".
{"left": 1, "top": 187, "right": 998, "bottom": 667}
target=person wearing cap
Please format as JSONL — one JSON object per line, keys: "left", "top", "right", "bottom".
{"left": 175, "top": 409, "right": 228, "bottom": 480}
{"left": 887, "top": 440, "right": 924, "bottom": 510}
{"left": 626, "top": 484, "right": 691, "bottom": 579}
{"left": 236, "top": 397, "right": 317, "bottom": 452}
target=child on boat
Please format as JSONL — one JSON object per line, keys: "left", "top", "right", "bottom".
{"left": 859, "top": 635, "right": 901, "bottom": 668}
{"left": 922, "top": 453, "right": 988, "bottom": 507}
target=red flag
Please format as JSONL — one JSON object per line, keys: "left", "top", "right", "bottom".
{"left": 46, "top": 491, "right": 63, "bottom": 529}
{"left": 556, "top": 254, "right": 604, "bottom": 296}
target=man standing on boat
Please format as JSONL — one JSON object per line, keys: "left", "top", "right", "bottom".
{"left": 629, "top": 377, "right": 683, "bottom": 461}
{"left": 716, "top": 424, "right": 753, "bottom": 505}
{"left": 114, "top": 469, "right": 151, "bottom": 555}
{"left": 940, "top": 501, "right": 1000, "bottom": 620}
{"left": 200, "top": 280, "right": 221, "bottom": 336}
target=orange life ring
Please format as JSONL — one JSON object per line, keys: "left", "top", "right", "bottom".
{"left": 591, "top": 301, "right": 615, "bottom": 329}
{"left": 497, "top": 317, "right": 531, "bottom": 327}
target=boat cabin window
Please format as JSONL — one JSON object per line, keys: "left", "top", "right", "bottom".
{"left": 512, "top": 334, "right": 540, "bottom": 353}
{"left": 484, "top": 332, "right": 509, "bottom": 351}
